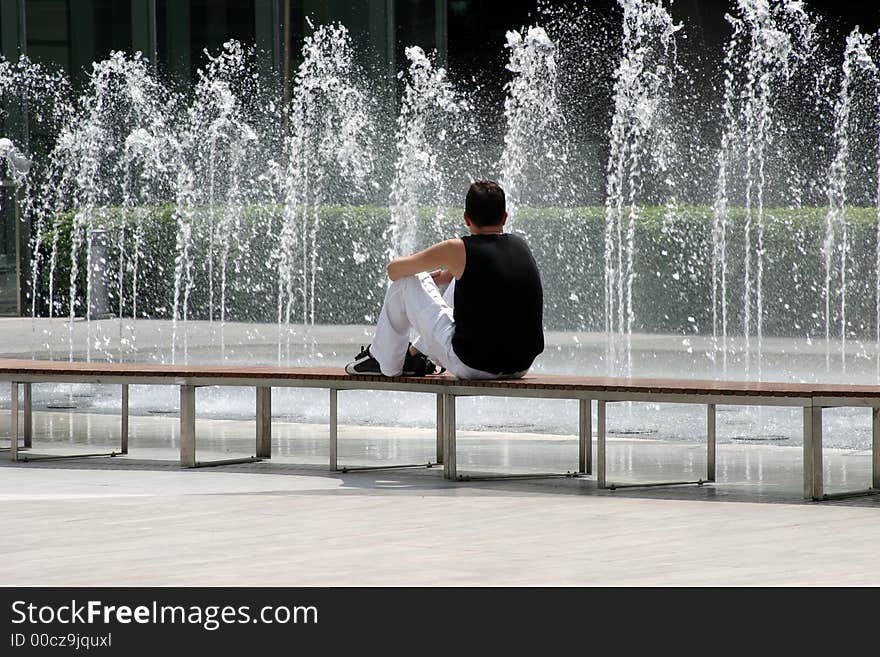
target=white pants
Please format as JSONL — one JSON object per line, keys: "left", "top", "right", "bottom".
{"left": 370, "top": 273, "right": 524, "bottom": 380}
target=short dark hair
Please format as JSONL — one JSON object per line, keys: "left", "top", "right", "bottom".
{"left": 465, "top": 180, "right": 506, "bottom": 227}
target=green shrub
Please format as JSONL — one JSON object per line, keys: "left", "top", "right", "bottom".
{"left": 31, "top": 203, "right": 880, "bottom": 338}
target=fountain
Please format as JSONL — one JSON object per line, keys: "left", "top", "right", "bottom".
{"left": 499, "top": 25, "right": 569, "bottom": 225}
{"left": 275, "top": 22, "right": 376, "bottom": 362}
{"left": 171, "top": 41, "right": 266, "bottom": 363}
{"left": 0, "top": 56, "right": 69, "bottom": 327}
{"left": 0, "top": 3, "right": 879, "bottom": 448}
{"left": 602, "top": 0, "right": 682, "bottom": 377}
{"left": 712, "top": 0, "right": 818, "bottom": 380}
{"left": 822, "top": 29, "right": 879, "bottom": 374}
{"left": 389, "top": 45, "right": 471, "bottom": 259}
{"left": 38, "top": 51, "right": 179, "bottom": 362}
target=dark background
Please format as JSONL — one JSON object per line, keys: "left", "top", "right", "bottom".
{"left": 447, "top": 0, "right": 880, "bottom": 90}
{"left": 443, "top": 0, "right": 880, "bottom": 177}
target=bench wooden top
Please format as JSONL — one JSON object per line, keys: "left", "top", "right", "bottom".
{"left": 1, "top": 357, "right": 874, "bottom": 399}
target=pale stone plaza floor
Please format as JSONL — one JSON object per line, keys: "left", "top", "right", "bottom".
{"left": 2, "top": 411, "right": 880, "bottom": 586}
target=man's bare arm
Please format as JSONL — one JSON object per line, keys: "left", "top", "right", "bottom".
{"left": 387, "top": 239, "right": 465, "bottom": 281}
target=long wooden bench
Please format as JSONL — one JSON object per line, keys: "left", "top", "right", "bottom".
{"left": 1, "top": 357, "right": 878, "bottom": 500}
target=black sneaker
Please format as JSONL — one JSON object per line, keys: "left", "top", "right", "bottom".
{"left": 345, "top": 345, "right": 382, "bottom": 375}
{"left": 403, "top": 350, "right": 444, "bottom": 376}
{"left": 345, "top": 344, "right": 445, "bottom": 377}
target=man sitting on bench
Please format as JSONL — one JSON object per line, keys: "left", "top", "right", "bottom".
{"left": 346, "top": 180, "right": 544, "bottom": 379}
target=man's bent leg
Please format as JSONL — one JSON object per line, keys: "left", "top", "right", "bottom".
{"left": 370, "top": 279, "right": 415, "bottom": 376}
{"left": 371, "top": 274, "right": 453, "bottom": 377}
{"left": 412, "top": 279, "right": 456, "bottom": 356}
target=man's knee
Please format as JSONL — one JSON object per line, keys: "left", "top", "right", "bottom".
{"left": 387, "top": 272, "right": 433, "bottom": 295}
{"left": 384, "top": 276, "right": 411, "bottom": 300}
{"left": 388, "top": 273, "right": 421, "bottom": 287}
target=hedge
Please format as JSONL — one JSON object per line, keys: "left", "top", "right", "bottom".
{"left": 31, "top": 204, "right": 880, "bottom": 338}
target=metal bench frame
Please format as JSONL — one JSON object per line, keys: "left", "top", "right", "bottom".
{"left": 5, "top": 382, "right": 128, "bottom": 462}
{"left": 2, "top": 359, "right": 879, "bottom": 500}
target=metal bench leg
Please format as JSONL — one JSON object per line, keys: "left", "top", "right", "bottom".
{"left": 12, "top": 381, "right": 125, "bottom": 463}
{"left": 121, "top": 384, "right": 129, "bottom": 455}
{"left": 436, "top": 393, "right": 445, "bottom": 465}
{"left": 443, "top": 394, "right": 456, "bottom": 480}
{"left": 707, "top": 403, "right": 716, "bottom": 482}
{"left": 801, "top": 404, "right": 880, "bottom": 501}
{"left": 338, "top": 389, "right": 440, "bottom": 474}
{"left": 600, "top": 400, "right": 710, "bottom": 491}
{"left": 178, "top": 386, "right": 259, "bottom": 468}
{"left": 803, "top": 405, "right": 823, "bottom": 500}
{"left": 597, "top": 400, "right": 606, "bottom": 489}
{"left": 811, "top": 406, "right": 824, "bottom": 500}
{"left": 873, "top": 407, "right": 880, "bottom": 491}
{"left": 23, "top": 382, "right": 32, "bottom": 448}
{"left": 579, "top": 398, "right": 592, "bottom": 475}
{"left": 180, "top": 385, "right": 196, "bottom": 467}
{"left": 10, "top": 382, "right": 18, "bottom": 462}
{"left": 329, "top": 388, "right": 337, "bottom": 471}
{"left": 256, "top": 386, "right": 271, "bottom": 459}
{"left": 458, "top": 395, "right": 587, "bottom": 482}
{"left": 802, "top": 406, "right": 813, "bottom": 499}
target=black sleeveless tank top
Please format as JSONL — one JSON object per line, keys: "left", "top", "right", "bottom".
{"left": 451, "top": 233, "right": 544, "bottom": 374}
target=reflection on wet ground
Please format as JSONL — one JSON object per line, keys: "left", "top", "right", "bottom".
{"left": 2, "top": 410, "right": 877, "bottom": 504}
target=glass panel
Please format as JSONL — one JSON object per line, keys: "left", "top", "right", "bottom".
{"left": 25, "top": 0, "right": 69, "bottom": 70}
{"left": 92, "top": 0, "right": 132, "bottom": 58}
{"left": 25, "top": 0, "right": 67, "bottom": 42}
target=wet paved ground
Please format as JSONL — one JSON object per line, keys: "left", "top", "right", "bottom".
{"left": 2, "top": 412, "right": 879, "bottom": 586}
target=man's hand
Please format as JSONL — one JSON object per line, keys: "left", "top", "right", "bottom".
{"left": 430, "top": 269, "right": 454, "bottom": 285}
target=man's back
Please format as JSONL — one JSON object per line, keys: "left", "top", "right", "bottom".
{"left": 452, "top": 233, "right": 544, "bottom": 374}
